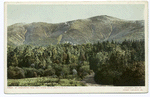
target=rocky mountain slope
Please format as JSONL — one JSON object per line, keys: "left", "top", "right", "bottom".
{"left": 7, "top": 15, "right": 144, "bottom": 46}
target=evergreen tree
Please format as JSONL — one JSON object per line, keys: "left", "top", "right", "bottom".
{"left": 11, "top": 54, "right": 18, "bottom": 67}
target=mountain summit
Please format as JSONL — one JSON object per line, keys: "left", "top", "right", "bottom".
{"left": 7, "top": 15, "right": 144, "bottom": 46}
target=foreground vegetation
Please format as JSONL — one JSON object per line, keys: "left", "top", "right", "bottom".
{"left": 8, "top": 76, "right": 86, "bottom": 86}
{"left": 7, "top": 40, "right": 145, "bottom": 86}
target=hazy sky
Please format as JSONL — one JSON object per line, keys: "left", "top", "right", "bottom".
{"left": 7, "top": 4, "right": 144, "bottom": 26}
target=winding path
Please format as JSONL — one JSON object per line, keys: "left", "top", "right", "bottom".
{"left": 81, "top": 73, "right": 112, "bottom": 86}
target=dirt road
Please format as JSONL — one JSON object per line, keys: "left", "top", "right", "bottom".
{"left": 81, "top": 73, "right": 112, "bottom": 86}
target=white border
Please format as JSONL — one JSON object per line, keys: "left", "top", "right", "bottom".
{"left": 3, "top": 0, "right": 149, "bottom": 94}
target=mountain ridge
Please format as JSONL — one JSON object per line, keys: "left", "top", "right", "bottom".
{"left": 7, "top": 15, "right": 144, "bottom": 46}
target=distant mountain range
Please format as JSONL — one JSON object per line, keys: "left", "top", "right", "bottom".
{"left": 7, "top": 15, "right": 144, "bottom": 46}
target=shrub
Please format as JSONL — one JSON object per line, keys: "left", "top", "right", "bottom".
{"left": 115, "top": 61, "right": 145, "bottom": 86}
{"left": 69, "top": 63, "right": 78, "bottom": 70}
{"left": 52, "top": 63, "right": 62, "bottom": 76}
{"left": 94, "top": 69, "right": 121, "bottom": 85}
{"left": 83, "top": 61, "right": 89, "bottom": 65}
{"left": 79, "top": 65, "right": 90, "bottom": 73}
{"left": 7, "top": 66, "right": 25, "bottom": 79}
{"left": 37, "top": 69, "right": 44, "bottom": 76}
{"left": 66, "top": 75, "right": 74, "bottom": 79}
{"left": 78, "top": 65, "right": 90, "bottom": 79}
{"left": 61, "top": 65, "right": 70, "bottom": 77}
{"left": 8, "top": 81, "right": 20, "bottom": 86}
{"left": 22, "top": 67, "right": 38, "bottom": 78}
{"left": 94, "top": 61, "right": 145, "bottom": 86}
{"left": 44, "top": 68, "right": 55, "bottom": 76}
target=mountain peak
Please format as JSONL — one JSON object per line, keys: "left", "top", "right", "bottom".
{"left": 89, "top": 15, "right": 122, "bottom": 21}
{"left": 7, "top": 15, "right": 144, "bottom": 46}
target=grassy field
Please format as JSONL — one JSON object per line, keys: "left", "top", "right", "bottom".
{"left": 7, "top": 76, "right": 86, "bottom": 86}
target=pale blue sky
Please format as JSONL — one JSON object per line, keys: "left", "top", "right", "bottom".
{"left": 7, "top": 4, "right": 144, "bottom": 26}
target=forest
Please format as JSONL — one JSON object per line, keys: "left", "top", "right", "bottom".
{"left": 7, "top": 40, "right": 145, "bottom": 86}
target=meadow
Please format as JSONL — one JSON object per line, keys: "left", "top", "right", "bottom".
{"left": 8, "top": 76, "right": 86, "bottom": 86}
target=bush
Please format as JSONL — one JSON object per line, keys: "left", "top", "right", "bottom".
{"left": 94, "top": 61, "right": 145, "bottom": 86}
{"left": 61, "top": 65, "right": 70, "bottom": 77}
{"left": 52, "top": 63, "right": 62, "bottom": 76}
{"left": 69, "top": 63, "right": 78, "bottom": 70}
{"left": 22, "top": 67, "right": 38, "bottom": 78}
{"left": 79, "top": 65, "right": 90, "bottom": 73}
{"left": 8, "top": 66, "right": 25, "bottom": 79}
{"left": 37, "top": 69, "right": 44, "bottom": 76}
{"left": 94, "top": 69, "right": 121, "bottom": 85}
{"left": 78, "top": 65, "right": 90, "bottom": 79}
{"left": 115, "top": 61, "right": 145, "bottom": 86}
{"left": 8, "top": 81, "right": 20, "bottom": 86}
{"left": 44, "top": 68, "right": 55, "bottom": 76}
{"left": 66, "top": 75, "right": 74, "bottom": 79}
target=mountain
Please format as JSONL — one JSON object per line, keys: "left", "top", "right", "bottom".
{"left": 7, "top": 15, "right": 144, "bottom": 46}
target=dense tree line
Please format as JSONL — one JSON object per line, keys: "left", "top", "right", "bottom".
{"left": 89, "top": 40, "right": 145, "bottom": 86}
{"left": 7, "top": 39, "right": 145, "bottom": 86}
{"left": 7, "top": 43, "right": 92, "bottom": 80}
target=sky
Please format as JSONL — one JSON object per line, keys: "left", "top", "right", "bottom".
{"left": 7, "top": 4, "right": 145, "bottom": 26}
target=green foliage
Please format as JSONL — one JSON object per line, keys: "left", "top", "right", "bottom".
{"left": 79, "top": 65, "right": 90, "bottom": 77}
{"left": 37, "top": 69, "right": 44, "bottom": 77}
{"left": 7, "top": 39, "right": 145, "bottom": 86}
{"left": 89, "top": 40, "right": 145, "bottom": 86}
{"left": 22, "top": 67, "right": 38, "bottom": 78}
{"left": 8, "top": 81, "right": 20, "bottom": 86}
{"left": 117, "top": 61, "right": 145, "bottom": 86}
{"left": 8, "top": 66, "right": 25, "bottom": 79}
{"left": 61, "top": 66, "right": 70, "bottom": 77}
{"left": 44, "top": 68, "right": 55, "bottom": 76}
{"left": 7, "top": 77, "right": 86, "bottom": 86}
{"left": 11, "top": 54, "right": 18, "bottom": 66}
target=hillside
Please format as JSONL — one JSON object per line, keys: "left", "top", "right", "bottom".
{"left": 7, "top": 15, "right": 144, "bottom": 46}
